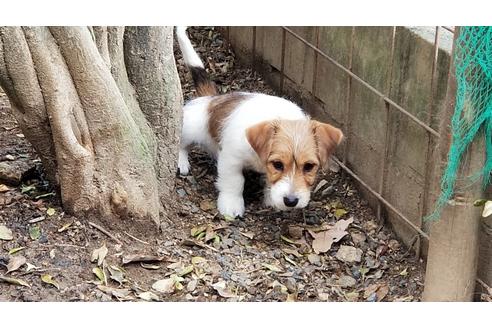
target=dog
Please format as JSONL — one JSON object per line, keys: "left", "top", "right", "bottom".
{"left": 176, "top": 27, "right": 344, "bottom": 218}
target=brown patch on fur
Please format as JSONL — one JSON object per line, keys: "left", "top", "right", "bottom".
{"left": 208, "top": 93, "right": 250, "bottom": 142}
{"left": 190, "top": 66, "right": 217, "bottom": 97}
{"left": 247, "top": 119, "right": 343, "bottom": 193}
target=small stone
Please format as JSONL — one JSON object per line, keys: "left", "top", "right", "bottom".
{"left": 0, "top": 161, "right": 33, "bottom": 186}
{"left": 350, "top": 231, "right": 366, "bottom": 245}
{"left": 284, "top": 277, "right": 297, "bottom": 293}
{"left": 351, "top": 266, "right": 361, "bottom": 279}
{"left": 5, "top": 154, "right": 15, "bottom": 161}
{"left": 336, "top": 245, "right": 363, "bottom": 263}
{"left": 367, "top": 293, "right": 377, "bottom": 302}
{"left": 363, "top": 220, "right": 378, "bottom": 234}
{"left": 388, "top": 239, "right": 400, "bottom": 251}
{"left": 337, "top": 275, "right": 356, "bottom": 288}
{"left": 321, "top": 185, "right": 335, "bottom": 197}
{"left": 177, "top": 188, "right": 187, "bottom": 197}
{"left": 287, "top": 225, "right": 303, "bottom": 240}
{"left": 307, "top": 253, "right": 321, "bottom": 266}
{"left": 187, "top": 280, "right": 198, "bottom": 292}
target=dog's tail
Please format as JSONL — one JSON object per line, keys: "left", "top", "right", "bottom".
{"left": 176, "top": 26, "right": 217, "bottom": 97}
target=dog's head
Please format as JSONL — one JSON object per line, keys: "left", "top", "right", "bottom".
{"left": 246, "top": 119, "right": 343, "bottom": 210}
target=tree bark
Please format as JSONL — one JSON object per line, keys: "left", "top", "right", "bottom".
{"left": 0, "top": 26, "right": 182, "bottom": 227}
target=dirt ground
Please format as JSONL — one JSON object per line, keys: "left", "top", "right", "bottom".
{"left": 0, "top": 27, "right": 425, "bottom": 302}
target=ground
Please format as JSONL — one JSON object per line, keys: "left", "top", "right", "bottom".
{"left": 0, "top": 27, "right": 424, "bottom": 302}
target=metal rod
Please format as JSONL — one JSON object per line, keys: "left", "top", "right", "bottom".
{"left": 282, "top": 26, "right": 440, "bottom": 138}
{"left": 280, "top": 28, "right": 286, "bottom": 92}
{"left": 311, "top": 26, "right": 320, "bottom": 96}
{"left": 342, "top": 27, "right": 355, "bottom": 165}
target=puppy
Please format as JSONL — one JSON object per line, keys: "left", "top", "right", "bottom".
{"left": 176, "top": 27, "right": 343, "bottom": 218}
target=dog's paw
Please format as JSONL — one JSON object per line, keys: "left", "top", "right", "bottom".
{"left": 178, "top": 155, "right": 190, "bottom": 176}
{"left": 217, "top": 193, "right": 245, "bottom": 218}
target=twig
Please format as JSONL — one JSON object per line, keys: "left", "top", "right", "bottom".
{"left": 477, "top": 278, "right": 492, "bottom": 295}
{"left": 28, "top": 216, "right": 46, "bottom": 224}
{"left": 124, "top": 231, "right": 149, "bottom": 245}
{"left": 88, "top": 221, "right": 123, "bottom": 245}
{"left": 39, "top": 243, "right": 87, "bottom": 249}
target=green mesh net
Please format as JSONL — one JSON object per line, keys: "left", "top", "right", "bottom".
{"left": 426, "top": 26, "right": 492, "bottom": 221}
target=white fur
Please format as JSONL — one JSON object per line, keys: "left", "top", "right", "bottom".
{"left": 179, "top": 93, "right": 309, "bottom": 217}
{"left": 175, "top": 27, "right": 204, "bottom": 69}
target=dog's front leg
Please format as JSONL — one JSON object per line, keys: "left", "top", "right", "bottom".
{"left": 216, "top": 153, "right": 245, "bottom": 217}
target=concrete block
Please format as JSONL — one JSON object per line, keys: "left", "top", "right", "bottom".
{"left": 346, "top": 132, "right": 384, "bottom": 193}
{"left": 317, "top": 27, "right": 352, "bottom": 66}
{"left": 314, "top": 27, "right": 352, "bottom": 124}
{"left": 228, "top": 27, "right": 253, "bottom": 65}
{"left": 349, "top": 80, "right": 388, "bottom": 152}
{"left": 284, "top": 26, "right": 316, "bottom": 93}
{"left": 315, "top": 56, "right": 348, "bottom": 124}
{"left": 352, "top": 27, "right": 394, "bottom": 91}
{"left": 254, "top": 27, "right": 283, "bottom": 70}
{"left": 383, "top": 161, "right": 425, "bottom": 246}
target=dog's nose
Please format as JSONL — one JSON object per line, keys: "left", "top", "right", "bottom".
{"left": 283, "top": 196, "right": 299, "bottom": 207}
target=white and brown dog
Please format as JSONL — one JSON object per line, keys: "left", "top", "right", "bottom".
{"left": 176, "top": 27, "right": 343, "bottom": 218}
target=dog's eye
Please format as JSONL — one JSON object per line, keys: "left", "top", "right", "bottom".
{"left": 303, "top": 163, "right": 315, "bottom": 173}
{"left": 272, "top": 161, "right": 284, "bottom": 171}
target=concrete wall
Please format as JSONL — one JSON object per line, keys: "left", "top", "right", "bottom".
{"left": 225, "top": 26, "right": 454, "bottom": 251}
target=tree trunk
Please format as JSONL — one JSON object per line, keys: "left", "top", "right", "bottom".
{"left": 0, "top": 26, "right": 182, "bottom": 227}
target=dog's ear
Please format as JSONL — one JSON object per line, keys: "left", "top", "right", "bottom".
{"left": 246, "top": 120, "right": 276, "bottom": 162}
{"left": 311, "top": 120, "right": 344, "bottom": 167}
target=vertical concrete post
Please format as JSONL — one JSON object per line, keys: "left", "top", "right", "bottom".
{"left": 423, "top": 27, "right": 483, "bottom": 301}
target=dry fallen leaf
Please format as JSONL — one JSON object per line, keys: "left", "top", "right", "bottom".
{"left": 309, "top": 217, "right": 354, "bottom": 254}
{"left": 92, "top": 267, "right": 107, "bottom": 285}
{"left": 261, "top": 263, "right": 283, "bottom": 272}
{"left": 0, "top": 275, "right": 30, "bottom": 287}
{"left": 46, "top": 207, "right": 56, "bottom": 216}
{"left": 335, "top": 245, "right": 363, "bottom": 263}
{"left": 140, "top": 263, "right": 161, "bottom": 270}
{"left": 212, "top": 280, "right": 235, "bottom": 298}
{"left": 138, "top": 291, "right": 160, "bottom": 301}
{"left": 6, "top": 255, "right": 26, "bottom": 274}
{"left": 8, "top": 246, "right": 25, "bottom": 255}
{"left": 152, "top": 275, "right": 183, "bottom": 294}
{"left": 199, "top": 199, "right": 215, "bottom": 211}
{"left": 91, "top": 244, "right": 108, "bottom": 266}
{"left": 57, "top": 222, "right": 73, "bottom": 233}
{"left": 0, "top": 225, "right": 13, "bottom": 241}
{"left": 122, "top": 254, "right": 167, "bottom": 265}
{"left": 98, "top": 285, "right": 134, "bottom": 301}
{"left": 483, "top": 200, "right": 492, "bottom": 217}
{"left": 41, "top": 274, "right": 60, "bottom": 290}
{"left": 334, "top": 208, "right": 348, "bottom": 219}
{"left": 25, "top": 263, "right": 39, "bottom": 272}
{"left": 0, "top": 184, "right": 11, "bottom": 193}
{"left": 191, "top": 256, "right": 206, "bottom": 265}
{"left": 29, "top": 225, "right": 41, "bottom": 240}
{"left": 108, "top": 265, "right": 126, "bottom": 285}
{"left": 376, "top": 284, "right": 389, "bottom": 301}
